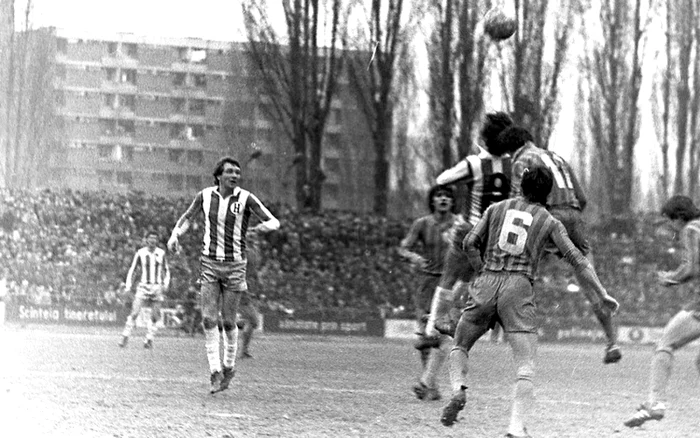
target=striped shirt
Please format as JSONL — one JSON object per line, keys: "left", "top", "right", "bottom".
{"left": 130, "top": 247, "right": 168, "bottom": 285}
{"left": 437, "top": 150, "right": 512, "bottom": 225}
{"left": 665, "top": 219, "right": 700, "bottom": 284}
{"left": 511, "top": 143, "right": 581, "bottom": 209}
{"left": 401, "top": 214, "right": 458, "bottom": 275}
{"left": 199, "top": 186, "right": 270, "bottom": 262}
{"left": 464, "top": 198, "right": 589, "bottom": 280}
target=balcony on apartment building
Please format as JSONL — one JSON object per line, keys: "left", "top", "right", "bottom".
{"left": 101, "top": 42, "right": 139, "bottom": 69}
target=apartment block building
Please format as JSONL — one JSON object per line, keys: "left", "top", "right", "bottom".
{"left": 48, "top": 29, "right": 375, "bottom": 212}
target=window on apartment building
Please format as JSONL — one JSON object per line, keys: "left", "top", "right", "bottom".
{"left": 117, "top": 171, "right": 133, "bottom": 186}
{"left": 123, "top": 43, "right": 138, "bottom": 58}
{"left": 99, "top": 118, "right": 116, "bottom": 135}
{"left": 168, "top": 149, "right": 183, "bottom": 163}
{"left": 57, "top": 38, "right": 67, "bottom": 54}
{"left": 187, "top": 150, "right": 203, "bottom": 165}
{"left": 192, "top": 49, "right": 207, "bottom": 63}
{"left": 171, "top": 98, "right": 186, "bottom": 113}
{"left": 168, "top": 174, "right": 183, "bottom": 190}
{"left": 97, "top": 170, "right": 114, "bottom": 185}
{"left": 98, "top": 144, "right": 113, "bottom": 158}
{"left": 170, "top": 123, "right": 185, "bottom": 139}
{"left": 104, "top": 94, "right": 116, "bottom": 108}
{"left": 172, "top": 72, "right": 186, "bottom": 87}
{"left": 177, "top": 47, "right": 189, "bottom": 62}
{"left": 107, "top": 42, "right": 118, "bottom": 56}
{"left": 121, "top": 95, "right": 136, "bottom": 111}
{"left": 116, "top": 120, "right": 135, "bottom": 134}
{"left": 105, "top": 68, "right": 117, "bottom": 82}
{"left": 193, "top": 74, "right": 207, "bottom": 88}
{"left": 122, "top": 146, "right": 134, "bottom": 162}
{"left": 330, "top": 108, "right": 342, "bottom": 125}
{"left": 324, "top": 157, "right": 341, "bottom": 174}
{"left": 121, "top": 69, "right": 137, "bottom": 85}
{"left": 186, "top": 175, "right": 202, "bottom": 190}
{"left": 190, "top": 125, "right": 205, "bottom": 139}
{"left": 189, "top": 99, "right": 206, "bottom": 116}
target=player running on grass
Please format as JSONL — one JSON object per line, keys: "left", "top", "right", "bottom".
{"left": 624, "top": 195, "right": 700, "bottom": 428}
{"left": 398, "top": 184, "right": 460, "bottom": 401}
{"left": 119, "top": 230, "right": 170, "bottom": 349}
{"left": 501, "top": 126, "right": 622, "bottom": 364}
{"left": 167, "top": 156, "right": 279, "bottom": 394}
{"left": 441, "top": 166, "right": 619, "bottom": 437}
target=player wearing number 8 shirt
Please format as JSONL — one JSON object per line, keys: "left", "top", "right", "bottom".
{"left": 439, "top": 167, "right": 619, "bottom": 436}
{"left": 501, "top": 126, "right": 622, "bottom": 365}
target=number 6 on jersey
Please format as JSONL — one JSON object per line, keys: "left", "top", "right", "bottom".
{"left": 498, "top": 209, "right": 533, "bottom": 255}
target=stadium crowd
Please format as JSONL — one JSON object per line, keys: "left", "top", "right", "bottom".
{"left": 0, "top": 188, "right": 688, "bottom": 326}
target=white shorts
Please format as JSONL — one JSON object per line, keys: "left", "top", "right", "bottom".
{"left": 135, "top": 284, "right": 165, "bottom": 302}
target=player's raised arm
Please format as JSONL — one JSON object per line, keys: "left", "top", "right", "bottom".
{"left": 462, "top": 209, "right": 490, "bottom": 273}
{"left": 436, "top": 160, "right": 474, "bottom": 186}
{"left": 162, "top": 253, "right": 171, "bottom": 291}
{"left": 167, "top": 192, "right": 203, "bottom": 252}
{"left": 247, "top": 194, "right": 280, "bottom": 234}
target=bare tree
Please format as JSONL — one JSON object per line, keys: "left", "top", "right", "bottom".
{"left": 346, "top": 0, "right": 406, "bottom": 216}
{"left": 0, "top": 0, "right": 15, "bottom": 188}
{"left": 502, "top": 0, "right": 578, "bottom": 149}
{"left": 242, "top": 0, "right": 345, "bottom": 211}
{"left": 581, "top": 0, "right": 650, "bottom": 216}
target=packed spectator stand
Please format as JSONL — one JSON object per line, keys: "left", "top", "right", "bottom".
{"left": 0, "top": 188, "right": 688, "bottom": 327}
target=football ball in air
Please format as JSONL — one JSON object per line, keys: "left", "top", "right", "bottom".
{"left": 483, "top": 8, "right": 517, "bottom": 41}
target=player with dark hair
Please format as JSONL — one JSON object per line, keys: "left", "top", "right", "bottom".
{"left": 421, "top": 112, "right": 514, "bottom": 346}
{"left": 624, "top": 195, "right": 700, "bottom": 428}
{"left": 500, "top": 126, "right": 622, "bottom": 364}
{"left": 119, "top": 230, "right": 170, "bottom": 349}
{"left": 167, "top": 156, "right": 279, "bottom": 394}
{"left": 440, "top": 166, "right": 619, "bottom": 437}
{"left": 398, "top": 185, "right": 459, "bottom": 401}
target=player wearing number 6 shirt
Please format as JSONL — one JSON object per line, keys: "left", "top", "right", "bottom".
{"left": 501, "top": 126, "right": 622, "bottom": 365}
{"left": 119, "top": 230, "right": 170, "bottom": 349}
{"left": 167, "top": 156, "right": 280, "bottom": 394}
{"left": 439, "top": 167, "right": 619, "bottom": 436}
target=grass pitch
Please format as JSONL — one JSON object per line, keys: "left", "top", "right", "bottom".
{"left": 1, "top": 325, "right": 699, "bottom": 437}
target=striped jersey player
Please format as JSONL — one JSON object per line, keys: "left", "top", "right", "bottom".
{"left": 440, "top": 166, "right": 618, "bottom": 435}
{"left": 119, "top": 230, "right": 171, "bottom": 349}
{"left": 167, "top": 156, "right": 279, "bottom": 394}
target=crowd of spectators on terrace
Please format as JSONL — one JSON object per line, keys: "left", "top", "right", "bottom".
{"left": 0, "top": 187, "right": 690, "bottom": 327}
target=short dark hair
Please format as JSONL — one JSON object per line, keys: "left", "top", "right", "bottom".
{"left": 521, "top": 166, "right": 553, "bottom": 205}
{"left": 661, "top": 195, "right": 700, "bottom": 222}
{"left": 212, "top": 156, "right": 241, "bottom": 185}
{"left": 496, "top": 126, "right": 534, "bottom": 155}
{"left": 427, "top": 185, "right": 456, "bottom": 213}
{"left": 480, "top": 112, "right": 514, "bottom": 155}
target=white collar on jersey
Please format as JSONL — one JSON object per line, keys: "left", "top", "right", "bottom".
{"left": 214, "top": 186, "right": 241, "bottom": 199}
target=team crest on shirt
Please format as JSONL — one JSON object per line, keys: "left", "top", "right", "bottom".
{"left": 230, "top": 202, "right": 243, "bottom": 214}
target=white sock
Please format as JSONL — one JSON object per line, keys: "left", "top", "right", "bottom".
{"left": 222, "top": 326, "right": 239, "bottom": 369}
{"left": 204, "top": 326, "right": 222, "bottom": 373}
{"left": 425, "top": 287, "right": 455, "bottom": 337}
{"left": 146, "top": 315, "right": 158, "bottom": 341}
{"left": 421, "top": 336, "right": 449, "bottom": 388}
{"left": 508, "top": 378, "right": 534, "bottom": 436}
{"left": 122, "top": 315, "right": 135, "bottom": 338}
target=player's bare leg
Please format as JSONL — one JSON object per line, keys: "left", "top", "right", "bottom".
{"left": 441, "top": 316, "right": 488, "bottom": 426}
{"left": 218, "top": 289, "right": 242, "bottom": 392}
{"left": 144, "top": 300, "right": 161, "bottom": 349}
{"left": 119, "top": 297, "right": 144, "bottom": 347}
{"left": 414, "top": 334, "right": 449, "bottom": 401}
{"left": 240, "top": 320, "right": 255, "bottom": 359}
{"left": 626, "top": 311, "right": 700, "bottom": 427}
{"left": 201, "top": 282, "right": 223, "bottom": 393}
{"left": 506, "top": 332, "right": 537, "bottom": 438}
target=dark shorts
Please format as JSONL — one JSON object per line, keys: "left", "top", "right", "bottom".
{"left": 461, "top": 271, "right": 536, "bottom": 334}
{"left": 414, "top": 273, "right": 441, "bottom": 319}
{"left": 438, "top": 222, "right": 477, "bottom": 289}
{"left": 548, "top": 207, "right": 591, "bottom": 256}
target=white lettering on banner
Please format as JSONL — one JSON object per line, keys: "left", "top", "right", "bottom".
{"left": 340, "top": 322, "right": 367, "bottom": 332}
{"left": 279, "top": 320, "right": 319, "bottom": 330}
{"left": 556, "top": 327, "right": 607, "bottom": 342}
{"left": 18, "top": 305, "right": 60, "bottom": 321}
{"left": 64, "top": 308, "right": 118, "bottom": 323}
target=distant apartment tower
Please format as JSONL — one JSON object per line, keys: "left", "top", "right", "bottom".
{"left": 49, "top": 29, "right": 375, "bottom": 212}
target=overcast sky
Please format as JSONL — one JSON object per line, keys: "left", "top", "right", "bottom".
{"left": 19, "top": 0, "right": 247, "bottom": 41}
